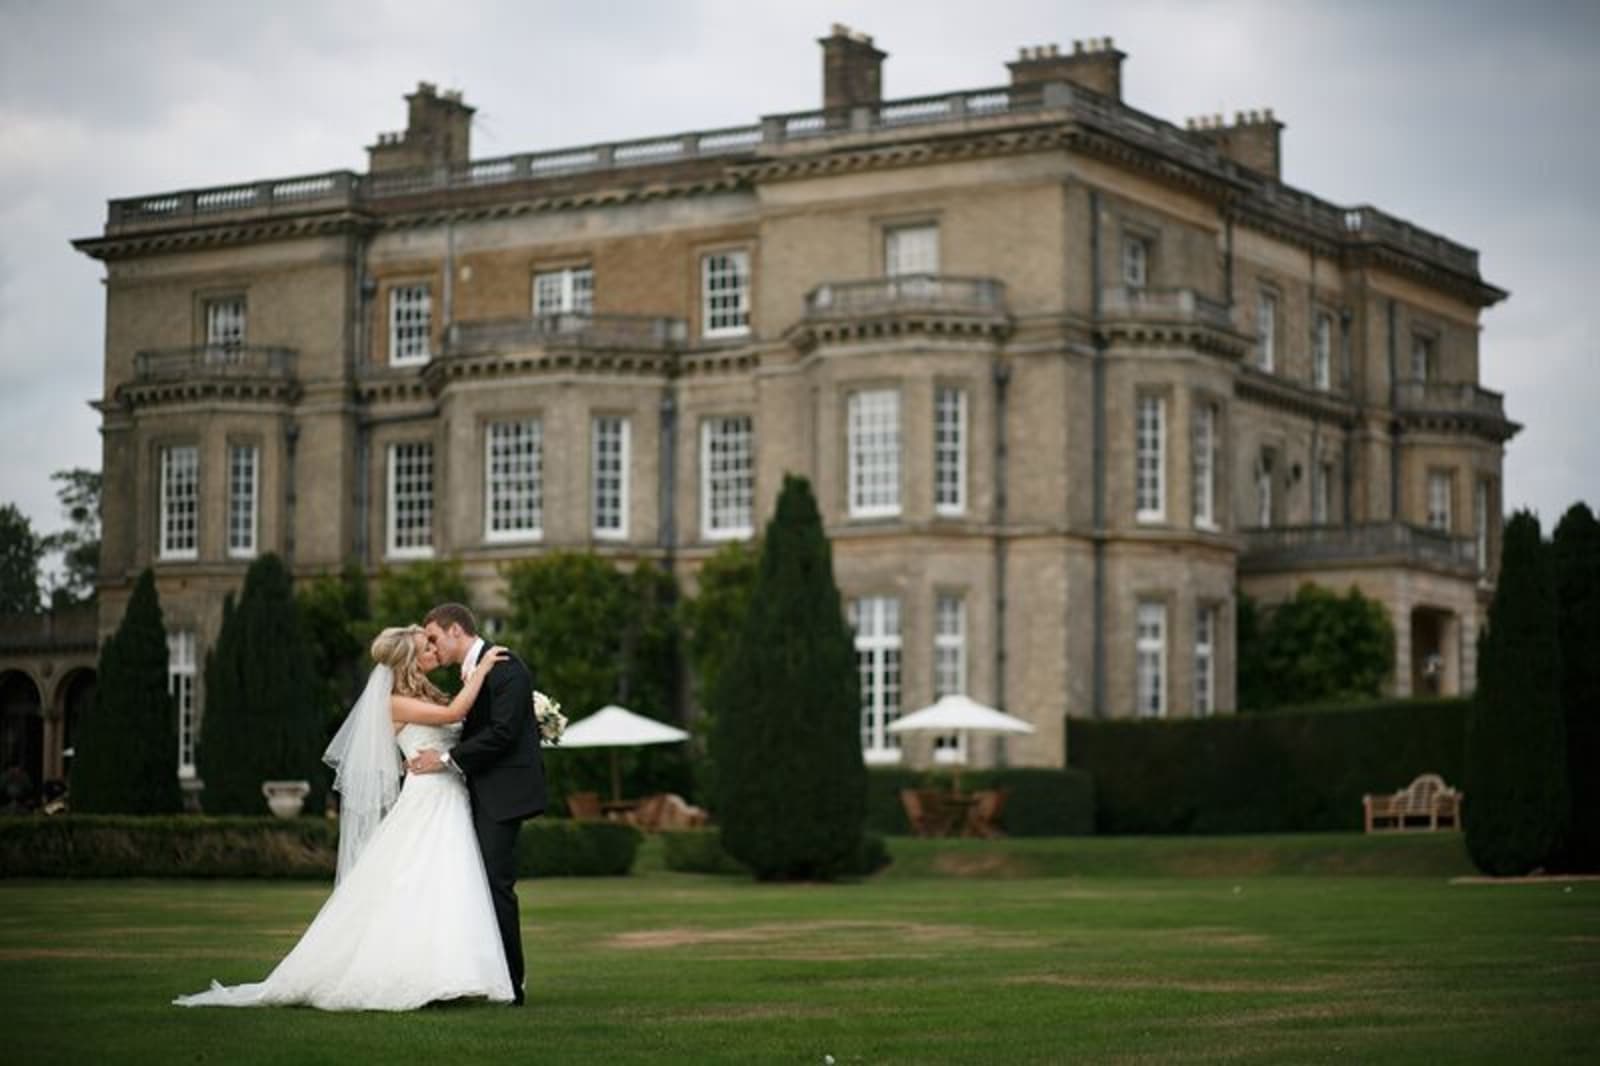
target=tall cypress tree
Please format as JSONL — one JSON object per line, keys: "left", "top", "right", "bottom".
{"left": 711, "top": 475, "right": 865, "bottom": 880}
{"left": 70, "top": 569, "right": 181, "bottom": 813}
{"left": 1552, "top": 503, "right": 1600, "bottom": 872}
{"left": 1465, "top": 511, "right": 1568, "bottom": 875}
{"left": 198, "top": 554, "right": 328, "bottom": 814}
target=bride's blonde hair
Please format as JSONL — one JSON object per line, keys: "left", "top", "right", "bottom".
{"left": 370, "top": 625, "right": 447, "bottom": 703}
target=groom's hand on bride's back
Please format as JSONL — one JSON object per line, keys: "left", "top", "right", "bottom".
{"left": 407, "top": 750, "right": 449, "bottom": 775}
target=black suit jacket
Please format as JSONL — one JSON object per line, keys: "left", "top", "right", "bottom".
{"left": 450, "top": 652, "right": 547, "bottom": 823}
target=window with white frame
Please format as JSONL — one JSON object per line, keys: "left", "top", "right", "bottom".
{"left": 701, "top": 251, "right": 750, "bottom": 338}
{"left": 1135, "top": 393, "right": 1165, "bottom": 523}
{"left": 1255, "top": 447, "right": 1276, "bottom": 528}
{"left": 159, "top": 445, "right": 199, "bottom": 560}
{"left": 227, "top": 443, "right": 258, "bottom": 558}
{"left": 389, "top": 284, "right": 432, "bottom": 365}
{"left": 485, "top": 419, "right": 543, "bottom": 542}
{"left": 591, "top": 415, "right": 630, "bottom": 539}
{"left": 701, "top": 415, "right": 754, "bottom": 539}
{"left": 934, "top": 386, "right": 967, "bottom": 516}
{"left": 1121, "top": 235, "right": 1149, "bottom": 289}
{"left": 848, "top": 389, "right": 901, "bottom": 519}
{"left": 1411, "top": 333, "right": 1434, "bottom": 382}
{"left": 851, "top": 596, "right": 902, "bottom": 764}
{"left": 1475, "top": 479, "right": 1490, "bottom": 575}
{"left": 885, "top": 224, "right": 939, "bottom": 277}
{"left": 170, "top": 630, "right": 198, "bottom": 779}
{"left": 1136, "top": 601, "right": 1167, "bottom": 719}
{"left": 1427, "top": 470, "right": 1453, "bottom": 532}
{"left": 1194, "top": 605, "right": 1216, "bottom": 717}
{"left": 386, "top": 441, "right": 434, "bottom": 558}
{"left": 206, "top": 297, "right": 246, "bottom": 350}
{"left": 1314, "top": 460, "right": 1334, "bottom": 525}
{"left": 532, "top": 266, "right": 594, "bottom": 316}
{"left": 932, "top": 595, "right": 967, "bottom": 764}
{"left": 1192, "top": 400, "right": 1217, "bottom": 530}
{"left": 1313, "top": 312, "right": 1333, "bottom": 391}
{"left": 1257, "top": 290, "right": 1277, "bottom": 371}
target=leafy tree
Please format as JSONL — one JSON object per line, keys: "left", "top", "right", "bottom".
{"left": 1236, "top": 584, "right": 1395, "bottom": 710}
{"left": 69, "top": 569, "right": 181, "bottom": 813}
{"left": 1465, "top": 511, "right": 1568, "bottom": 876}
{"left": 198, "top": 554, "right": 329, "bottom": 814}
{"left": 1552, "top": 502, "right": 1600, "bottom": 872}
{"left": 678, "top": 539, "right": 759, "bottom": 801}
{"left": 0, "top": 503, "right": 43, "bottom": 615}
{"left": 40, "top": 468, "right": 101, "bottom": 607}
{"left": 503, "top": 553, "right": 683, "bottom": 803}
{"left": 711, "top": 475, "right": 865, "bottom": 880}
{"left": 369, "top": 559, "right": 471, "bottom": 632}
{"left": 297, "top": 562, "right": 372, "bottom": 734}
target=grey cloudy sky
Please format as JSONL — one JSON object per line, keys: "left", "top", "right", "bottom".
{"left": 2, "top": 0, "right": 1596, "bottom": 557}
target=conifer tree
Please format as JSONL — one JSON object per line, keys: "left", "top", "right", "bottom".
{"left": 198, "top": 554, "right": 328, "bottom": 814}
{"left": 711, "top": 475, "right": 865, "bottom": 880}
{"left": 1552, "top": 503, "right": 1600, "bottom": 871}
{"left": 1465, "top": 511, "right": 1568, "bottom": 875}
{"left": 70, "top": 569, "right": 181, "bottom": 813}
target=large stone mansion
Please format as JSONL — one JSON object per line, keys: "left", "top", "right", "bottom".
{"left": 2, "top": 26, "right": 1517, "bottom": 790}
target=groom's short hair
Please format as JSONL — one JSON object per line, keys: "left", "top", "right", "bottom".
{"left": 423, "top": 603, "right": 478, "bottom": 636}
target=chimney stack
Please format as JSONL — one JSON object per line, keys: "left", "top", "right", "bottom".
{"left": 820, "top": 23, "right": 886, "bottom": 111}
{"left": 1007, "top": 37, "right": 1126, "bottom": 100}
{"left": 368, "top": 81, "right": 475, "bottom": 174}
{"left": 1185, "top": 108, "right": 1284, "bottom": 180}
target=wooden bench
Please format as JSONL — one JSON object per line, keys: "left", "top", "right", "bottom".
{"left": 1363, "top": 773, "right": 1463, "bottom": 833}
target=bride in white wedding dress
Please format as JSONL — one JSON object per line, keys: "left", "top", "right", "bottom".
{"left": 174, "top": 626, "right": 515, "bottom": 1011}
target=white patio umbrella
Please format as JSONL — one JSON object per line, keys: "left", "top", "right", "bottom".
{"left": 887, "top": 694, "right": 1036, "bottom": 792}
{"left": 549, "top": 704, "right": 690, "bottom": 802}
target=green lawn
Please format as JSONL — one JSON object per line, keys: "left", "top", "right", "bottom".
{"left": 3, "top": 834, "right": 1596, "bottom": 1064}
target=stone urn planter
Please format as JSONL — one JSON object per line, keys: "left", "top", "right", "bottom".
{"left": 261, "top": 780, "right": 311, "bottom": 819}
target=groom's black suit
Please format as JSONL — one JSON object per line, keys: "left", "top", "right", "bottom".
{"left": 448, "top": 647, "right": 546, "bottom": 1003}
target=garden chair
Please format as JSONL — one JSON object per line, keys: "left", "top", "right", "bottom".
{"left": 963, "top": 788, "right": 1008, "bottom": 838}
{"left": 900, "top": 789, "right": 936, "bottom": 837}
{"left": 566, "top": 791, "right": 603, "bottom": 821}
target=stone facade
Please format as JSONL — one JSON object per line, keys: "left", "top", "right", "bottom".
{"left": 68, "top": 26, "right": 1516, "bottom": 779}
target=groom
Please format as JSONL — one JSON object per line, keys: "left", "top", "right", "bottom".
{"left": 409, "top": 603, "right": 546, "bottom": 1006}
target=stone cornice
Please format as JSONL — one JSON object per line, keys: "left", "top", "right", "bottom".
{"left": 105, "top": 377, "right": 302, "bottom": 411}
{"left": 1234, "top": 367, "right": 1360, "bottom": 424}
{"left": 785, "top": 308, "right": 1013, "bottom": 354}
{"left": 73, "top": 211, "right": 375, "bottom": 263}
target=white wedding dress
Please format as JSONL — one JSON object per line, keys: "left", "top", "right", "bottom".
{"left": 174, "top": 723, "right": 513, "bottom": 1011}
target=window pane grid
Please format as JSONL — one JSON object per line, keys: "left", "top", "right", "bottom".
{"left": 1194, "top": 606, "right": 1215, "bottom": 717}
{"left": 702, "top": 416, "right": 754, "bottom": 538}
{"left": 1135, "top": 394, "right": 1165, "bottom": 521}
{"left": 848, "top": 389, "right": 901, "bottom": 518}
{"left": 1122, "top": 236, "right": 1148, "bottom": 288}
{"left": 1313, "top": 313, "right": 1333, "bottom": 390}
{"left": 1136, "top": 602, "right": 1167, "bottom": 719}
{"left": 934, "top": 387, "right": 967, "bottom": 515}
{"left": 852, "top": 597, "right": 902, "bottom": 762}
{"left": 1427, "top": 472, "right": 1452, "bottom": 531}
{"left": 533, "top": 266, "right": 594, "bottom": 316}
{"left": 933, "top": 595, "right": 967, "bottom": 763}
{"left": 387, "top": 442, "right": 434, "bottom": 557}
{"left": 1257, "top": 291, "right": 1276, "bottom": 371}
{"left": 1192, "top": 401, "right": 1216, "bottom": 529}
{"left": 170, "top": 630, "right": 198, "bottom": 779}
{"left": 486, "top": 419, "right": 543, "bottom": 540}
{"left": 206, "top": 299, "right": 245, "bottom": 349}
{"left": 227, "top": 444, "right": 258, "bottom": 557}
{"left": 390, "top": 284, "right": 432, "bottom": 365}
{"left": 886, "top": 225, "right": 939, "bottom": 277}
{"left": 702, "top": 252, "right": 750, "bottom": 337}
{"left": 160, "top": 446, "right": 199, "bottom": 559}
{"left": 592, "top": 416, "right": 629, "bottom": 538}
{"left": 1475, "top": 480, "right": 1490, "bottom": 576}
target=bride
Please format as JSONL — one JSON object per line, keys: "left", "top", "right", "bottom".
{"left": 174, "top": 625, "right": 514, "bottom": 1010}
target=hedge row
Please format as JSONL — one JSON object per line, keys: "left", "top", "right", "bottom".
{"left": 0, "top": 815, "right": 641, "bottom": 879}
{"left": 864, "top": 768, "right": 1096, "bottom": 837}
{"left": 660, "top": 828, "right": 891, "bottom": 878}
{"left": 1067, "top": 698, "right": 1469, "bottom": 834}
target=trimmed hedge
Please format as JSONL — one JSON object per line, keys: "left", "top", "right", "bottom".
{"left": 1068, "top": 698, "right": 1469, "bottom": 835}
{"left": 0, "top": 815, "right": 641, "bottom": 879}
{"left": 661, "top": 828, "right": 891, "bottom": 878}
{"left": 865, "top": 768, "right": 1096, "bottom": 837}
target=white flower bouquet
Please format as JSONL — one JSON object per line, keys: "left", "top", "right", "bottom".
{"left": 534, "top": 691, "right": 567, "bottom": 745}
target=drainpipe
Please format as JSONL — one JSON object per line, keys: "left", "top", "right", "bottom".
{"left": 353, "top": 232, "right": 376, "bottom": 567}
{"left": 1089, "top": 189, "right": 1108, "bottom": 719}
{"left": 992, "top": 356, "right": 1011, "bottom": 766}
{"left": 1386, "top": 298, "right": 1400, "bottom": 521}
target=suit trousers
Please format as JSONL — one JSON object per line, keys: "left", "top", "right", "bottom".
{"left": 471, "top": 804, "right": 525, "bottom": 999}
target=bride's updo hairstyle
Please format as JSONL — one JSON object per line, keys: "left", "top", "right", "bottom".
{"left": 370, "top": 626, "right": 447, "bottom": 703}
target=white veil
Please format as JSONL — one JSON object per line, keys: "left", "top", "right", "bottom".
{"left": 322, "top": 664, "right": 402, "bottom": 883}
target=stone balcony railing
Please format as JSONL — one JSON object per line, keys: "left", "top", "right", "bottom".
{"left": 0, "top": 604, "right": 99, "bottom": 654}
{"left": 804, "top": 275, "right": 1007, "bottom": 318}
{"left": 444, "top": 313, "right": 688, "bottom": 354}
{"left": 1239, "top": 521, "right": 1478, "bottom": 574}
{"left": 132, "top": 344, "right": 298, "bottom": 381}
{"left": 1393, "top": 380, "right": 1508, "bottom": 422}
{"left": 1099, "top": 285, "right": 1234, "bottom": 330}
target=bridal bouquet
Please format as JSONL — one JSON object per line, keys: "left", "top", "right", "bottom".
{"left": 534, "top": 691, "right": 566, "bottom": 745}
